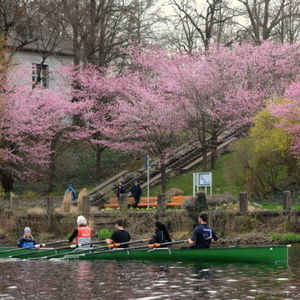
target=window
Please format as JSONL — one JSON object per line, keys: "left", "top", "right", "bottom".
{"left": 32, "top": 64, "right": 49, "bottom": 88}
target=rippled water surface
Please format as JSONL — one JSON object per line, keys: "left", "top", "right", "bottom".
{"left": 0, "top": 245, "right": 299, "bottom": 300}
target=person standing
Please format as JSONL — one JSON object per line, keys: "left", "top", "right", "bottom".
{"left": 131, "top": 180, "right": 142, "bottom": 208}
{"left": 116, "top": 181, "right": 126, "bottom": 202}
{"left": 106, "top": 220, "right": 131, "bottom": 248}
{"left": 188, "top": 213, "right": 218, "bottom": 249}
{"left": 69, "top": 215, "right": 93, "bottom": 247}
{"left": 17, "top": 227, "right": 36, "bottom": 248}
{"left": 149, "top": 221, "right": 172, "bottom": 244}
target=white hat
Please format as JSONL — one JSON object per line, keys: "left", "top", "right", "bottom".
{"left": 77, "top": 215, "right": 87, "bottom": 226}
{"left": 24, "top": 227, "right": 31, "bottom": 234}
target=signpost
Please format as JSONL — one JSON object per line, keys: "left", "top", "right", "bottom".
{"left": 145, "top": 155, "right": 151, "bottom": 209}
{"left": 193, "top": 172, "right": 212, "bottom": 196}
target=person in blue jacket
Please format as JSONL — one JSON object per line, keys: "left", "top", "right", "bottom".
{"left": 66, "top": 184, "right": 78, "bottom": 203}
{"left": 17, "top": 227, "right": 36, "bottom": 248}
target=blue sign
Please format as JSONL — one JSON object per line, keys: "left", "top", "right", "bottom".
{"left": 197, "top": 172, "right": 212, "bottom": 187}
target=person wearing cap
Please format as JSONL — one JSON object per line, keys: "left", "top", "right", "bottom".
{"left": 68, "top": 215, "right": 93, "bottom": 247}
{"left": 17, "top": 227, "right": 36, "bottom": 248}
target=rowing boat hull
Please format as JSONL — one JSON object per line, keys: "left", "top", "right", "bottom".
{"left": 67, "top": 246, "right": 288, "bottom": 265}
{"left": 0, "top": 246, "right": 289, "bottom": 264}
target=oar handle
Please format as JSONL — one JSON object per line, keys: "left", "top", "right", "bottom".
{"left": 41, "top": 239, "right": 147, "bottom": 260}
{"left": 80, "top": 239, "right": 188, "bottom": 257}
{"left": 10, "top": 240, "right": 106, "bottom": 258}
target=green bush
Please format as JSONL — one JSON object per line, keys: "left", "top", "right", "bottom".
{"left": 272, "top": 233, "right": 300, "bottom": 243}
{"left": 21, "top": 190, "right": 40, "bottom": 201}
{"left": 96, "top": 229, "right": 113, "bottom": 240}
{"left": 0, "top": 185, "right": 4, "bottom": 201}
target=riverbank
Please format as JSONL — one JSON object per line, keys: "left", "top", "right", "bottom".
{"left": 1, "top": 208, "right": 299, "bottom": 246}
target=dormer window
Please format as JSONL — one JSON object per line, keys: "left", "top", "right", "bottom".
{"left": 32, "top": 63, "right": 49, "bottom": 88}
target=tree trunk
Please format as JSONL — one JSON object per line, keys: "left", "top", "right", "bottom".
{"left": 160, "top": 163, "right": 167, "bottom": 194}
{"left": 202, "top": 145, "right": 208, "bottom": 170}
{"left": 0, "top": 171, "right": 14, "bottom": 193}
{"left": 48, "top": 138, "right": 57, "bottom": 193}
{"left": 210, "top": 134, "right": 218, "bottom": 170}
{"left": 95, "top": 148, "right": 102, "bottom": 181}
{"left": 47, "top": 155, "right": 56, "bottom": 193}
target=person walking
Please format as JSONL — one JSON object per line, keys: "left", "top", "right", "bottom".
{"left": 116, "top": 181, "right": 126, "bottom": 202}
{"left": 131, "top": 180, "right": 142, "bottom": 208}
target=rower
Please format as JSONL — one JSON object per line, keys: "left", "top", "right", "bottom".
{"left": 188, "top": 213, "right": 218, "bottom": 249}
{"left": 149, "top": 221, "right": 172, "bottom": 244}
{"left": 17, "top": 227, "right": 36, "bottom": 248}
{"left": 106, "top": 220, "right": 131, "bottom": 248}
{"left": 69, "top": 215, "right": 93, "bottom": 247}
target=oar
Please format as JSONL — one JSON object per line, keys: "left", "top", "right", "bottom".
{"left": 10, "top": 239, "right": 107, "bottom": 258}
{"left": 0, "top": 240, "right": 69, "bottom": 255}
{"left": 66, "top": 240, "right": 187, "bottom": 259}
{"left": 41, "top": 239, "right": 147, "bottom": 260}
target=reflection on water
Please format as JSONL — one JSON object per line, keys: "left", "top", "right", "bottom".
{"left": 0, "top": 246, "right": 299, "bottom": 300}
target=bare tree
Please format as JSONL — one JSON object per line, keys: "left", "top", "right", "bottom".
{"left": 237, "top": 0, "right": 300, "bottom": 44}
{"left": 276, "top": 0, "right": 300, "bottom": 43}
{"left": 168, "top": 0, "right": 238, "bottom": 51}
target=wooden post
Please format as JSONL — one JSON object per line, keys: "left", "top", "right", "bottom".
{"left": 282, "top": 191, "right": 292, "bottom": 211}
{"left": 157, "top": 194, "right": 166, "bottom": 212}
{"left": 10, "top": 193, "right": 18, "bottom": 212}
{"left": 63, "top": 191, "right": 71, "bottom": 212}
{"left": 119, "top": 194, "right": 128, "bottom": 210}
{"left": 82, "top": 196, "right": 90, "bottom": 215}
{"left": 46, "top": 197, "right": 54, "bottom": 215}
{"left": 195, "top": 192, "right": 208, "bottom": 212}
{"left": 239, "top": 192, "right": 248, "bottom": 212}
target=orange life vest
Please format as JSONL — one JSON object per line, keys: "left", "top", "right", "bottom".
{"left": 75, "top": 226, "right": 92, "bottom": 244}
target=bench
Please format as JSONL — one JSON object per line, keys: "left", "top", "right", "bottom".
{"left": 104, "top": 197, "right": 134, "bottom": 208}
{"left": 137, "top": 197, "right": 157, "bottom": 207}
{"left": 104, "top": 195, "right": 190, "bottom": 208}
{"left": 167, "top": 195, "right": 191, "bottom": 207}
{"left": 104, "top": 197, "right": 157, "bottom": 208}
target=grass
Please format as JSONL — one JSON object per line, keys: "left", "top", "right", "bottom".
{"left": 272, "top": 233, "right": 300, "bottom": 243}
{"left": 96, "top": 229, "right": 113, "bottom": 240}
{"left": 149, "top": 152, "right": 243, "bottom": 196}
{"left": 260, "top": 203, "right": 300, "bottom": 210}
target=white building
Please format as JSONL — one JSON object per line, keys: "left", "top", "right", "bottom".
{"left": 10, "top": 39, "right": 74, "bottom": 90}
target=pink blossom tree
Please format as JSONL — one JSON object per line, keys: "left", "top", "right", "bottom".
{"left": 102, "top": 78, "right": 186, "bottom": 193}
{"left": 171, "top": 42, "right": 300, "bottom": 169}
{"left": 0, "top": 66, "right": 80, "bottom": 192}
{"left": 270, "top": 81, "right": 300, "bottom": 158}
{"left": 71, "top": 65, "right": 127, "bottom": 181}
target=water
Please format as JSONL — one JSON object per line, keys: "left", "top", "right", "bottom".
{"left": 0, "top": 246, "right": 299, "bottom": 300}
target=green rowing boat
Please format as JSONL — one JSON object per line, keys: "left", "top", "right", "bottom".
{"left": 0, "top": 245, "right": 289, "bottom": 265}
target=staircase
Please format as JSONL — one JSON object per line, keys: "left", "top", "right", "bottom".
{"left": 88, "top": 130, "right": 239, "bottom": 205}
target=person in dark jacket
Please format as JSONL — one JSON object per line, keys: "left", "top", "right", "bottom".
{"left": 17, "top": 227, "right": 36, "bottom": 248}
{"left": 131, "top": 180, "right": 142, "bottom": 208}
{"left": 116, "top": 181, "right": 126, "bottom": 201}
{"left": 188, "top": 213, "right": 218, "bottom": 249}
{"left": 149, "top": 221, "right": 172, "bottom": 244}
